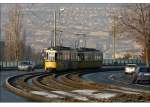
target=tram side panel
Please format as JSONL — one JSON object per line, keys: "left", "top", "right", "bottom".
{"left": 43, "top": 49, "right": 103, "bottom": 71}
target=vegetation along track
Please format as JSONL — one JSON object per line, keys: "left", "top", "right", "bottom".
{"left": 5, "top": 70, "right": 150, "bottom": 102}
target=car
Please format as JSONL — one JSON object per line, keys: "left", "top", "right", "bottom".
{"left": 18, "top": 61, "right": 35, "bottom": 71}
{"left": 132, "top": 66, "right": 150, "bottom": 84}
{"left": 124, "top": 64, "right": 137, "bottom": 74}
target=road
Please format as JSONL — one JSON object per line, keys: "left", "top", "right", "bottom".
{"left": 0, "top": 69, "right": 43, "bottom": 102}
{"left": 0, "top": 68, "right": 150, "bottom": 102}
{"left": 82, "top": 69, "right": 150, "bottom": 92}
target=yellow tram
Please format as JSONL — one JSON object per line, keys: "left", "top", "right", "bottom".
{"left": 42, "top": 46, "right": 103, "bottom": 71}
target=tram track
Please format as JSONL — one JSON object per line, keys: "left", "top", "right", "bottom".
{"left": 5, "top": 72, "right": 55, "bottom": 102}
{"left": 5, "top": 70, "right": 150, "bottom": 102}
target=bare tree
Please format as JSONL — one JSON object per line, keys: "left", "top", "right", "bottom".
{"left": 119, "top": 4, "right": 150, "bottom": 66}
{"left": 5, "top": 5, "right": 24, "bottom": 61}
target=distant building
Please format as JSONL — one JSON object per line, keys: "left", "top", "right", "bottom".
{"left": 0, "top": 41, "right": 5, "bottom": 61}
{"left": 112, "top": 52, "right": 141, "bottom": 59}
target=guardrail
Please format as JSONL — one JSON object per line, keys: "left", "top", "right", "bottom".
{"left": 103, "top": 59, "right": 144, "bottom": 66}
{"left": 0, "top": 59, "right": 145, "bottom": 70}
{"left": 0, "top": 60, "right": 43, "bottom": 70}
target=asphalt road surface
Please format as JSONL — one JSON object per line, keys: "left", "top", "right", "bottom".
{"left": 0, "top": 69, "right": 43, "bottom": 102}
{"left": 82, "top": 70, "right": 150, "bottom": 92}
{"left": 1, "top": 68, "right": 149, "bottom": 102}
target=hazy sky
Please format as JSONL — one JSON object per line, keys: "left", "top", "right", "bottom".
{"left": 0, "top": 4, "right": 142, "bottom": 57}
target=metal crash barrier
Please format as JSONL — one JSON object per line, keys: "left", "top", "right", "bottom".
{"left": 0, "top": 60, "right": 43, "bottom": 70}
{"left": 0, "top": 59, "right": 147, "bottom": 70}
{"left": 103, "top": 59, "right": 144, "bottom": 66}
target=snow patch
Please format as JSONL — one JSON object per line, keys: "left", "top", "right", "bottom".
{"left": 31, "top": 91, "right": 63, "bottom": 98}
{"left": 52, "top": 91, "right": 88, "bottom": 101}
{"left": 72, "top": 89, "right": 117, "bottom": 99}
{"left": 92, "top": 93, "right": 117, "bottom": 99}
{"left": 106, "top": 89, "right": 140, "bottom": 94}
{"left": 72, "top": 89, "right": 97, "bottom": 95}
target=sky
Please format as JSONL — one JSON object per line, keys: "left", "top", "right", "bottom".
{"left": 0, "top": 3, "right": 143, "bottom": 58}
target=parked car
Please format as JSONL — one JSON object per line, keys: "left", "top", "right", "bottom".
{"left": 132, "top": 66, "right": 150, "bottom": 84}
{"left": 124, "top": 64, "right": 137, "bottom": 74}
{"left": 18, "top": 61, "right": 35, "bottom": 71}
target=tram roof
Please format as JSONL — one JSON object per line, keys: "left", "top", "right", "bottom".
{"left": 47, "top": 46, "right": 72, "bottom": 50}
{"left": 77, "top": 47, "right": 99, "bottom": 52}
{"left": 47, "top": 46, "right": 101, "bottom": 52}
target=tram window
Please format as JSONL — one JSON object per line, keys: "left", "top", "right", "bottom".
{"left": 65, "top": 52, "right": 67, "bottom": 60}
{"left": 85, "top": 53, "right": 88, "bottom": 61}
{"left": 99, "top": 54, "right": 101, "bottom": 60}
{"left": 96, "top": 53, "right": 98, "bottom": 61}
{"left": 70, "top": 53, "right": 72, "bottom": 61}
{"left": 61, "top": 53, "right": 63, "bottom": 61}
{"left": 63, "top": 53, "right": 65, "bottom": 60}
{"left": 47, "top": 53, "right": 48, "bottom": 59}
{"left": 97, "top": 54, "right": 99, "bottom": 60}
{"left": 57, "top": 53, "right": 60, "bottom": 61}
{"left": 63, "top": 53, "right": 66, "bottom": 60}
{"left": 97, "top": 54, "right": 99, "bottom": 61}
{"left": 94, "top": 53, "right": 96, "bottom": 61}
{"left": 72, "top": 53, "right": 74, "bottom": 61}
{"left": 95, "top": 54, "right": 97, "bottom": 61}
{"left": 74, "top": 53, "right": 77, "bottom": 61}
{"left": 99, "top": 54, "right": 102, "bottom": 60}
{"left": 55, "top": 53, "right": 57, "bottom": 61}
{"left": 98, "top": 54, "right": 100, "bottom": 60}
{"left": 75, "top": 53, "right": 78, "bottom": 61}
{"left": 64, "top": 52, "right": 68, "bottom": 60}
{"left": 60, "top": 53, "right": 63, "bottom": 60}
{"left": 85, "top": 53, "right": 87, "bottom": 61}
{"left": 73, "top": 53, "right": 75, "bottom": 61}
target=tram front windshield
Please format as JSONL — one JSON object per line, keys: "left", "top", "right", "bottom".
{"left": 47, "top": 52, "right": 57, "bottom": 61}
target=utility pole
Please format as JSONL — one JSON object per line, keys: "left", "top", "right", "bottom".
{"left": 53, "top": 11, "right": 56, "bottom": 47}
{"left": 53, "top": 8, "right": 64, "bottom": 47}
{"left": 82, "top": 34, "right": 87, "bottom": 48}
{"left": 0, "top": 4, "right": 1, "bottom": 41}
{"left": 0, "top": 4, "right": 2, "bottom": 61}
{"left": 113, "top": 15, "right": 116, "bottom": 60}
